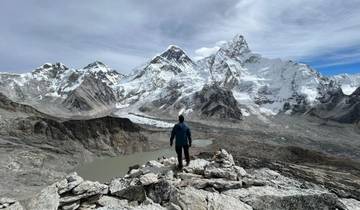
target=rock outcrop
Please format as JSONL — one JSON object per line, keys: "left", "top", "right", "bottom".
{"left": 192, "top": 84, "right": 243, "bottom": 120}
{"left": 4, "top": 149, "right": 357, "bottom": 210}
{"left": 307, "top": 87, "right": 360, "bottom": 123}
{"left": 63, "top": 75, "right": 117, "bottom": 112}
{"left": 0, "top": 92, "right": 47, "bottom": 117}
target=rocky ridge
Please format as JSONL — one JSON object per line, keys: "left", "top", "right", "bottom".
{"left": 3, "top": 149, "right": 359, "bottom": 210}
{"left": 332, "top": 73, "right": 360, "bottom": 95}
{"left": 307, "top": 87, "right": 360, "bottom": 123}
{"left": 0, "top": 61, "right": 123, "bottom": 116}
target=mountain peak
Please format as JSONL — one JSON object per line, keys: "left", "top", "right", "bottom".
{"left": 83, "top": 61, "right": 107, "bottom": 69}
{"left": 32, "top": 62, "right": 69, "bottom": 78}
{"left": 220, "top": 34, "right": 251, "bottom": 57}
{"left": 36, "top": 62, "right": 68, "bottom": 71}
{"left": 159, "top": 45, "right": 193, "bottom": 65}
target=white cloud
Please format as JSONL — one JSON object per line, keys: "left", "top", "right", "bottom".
{"left": 1, "top": 0, "right": 360, "bottom": 74}
{"left": 192, "top": 0, "right": 360, "bottom": 69}
{"left": 194, "top": 46, "right": 220, "bottom": 60}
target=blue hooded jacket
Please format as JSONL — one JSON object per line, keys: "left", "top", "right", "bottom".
{"left": 170, "top": 122, "right": 192, "bottom": 146}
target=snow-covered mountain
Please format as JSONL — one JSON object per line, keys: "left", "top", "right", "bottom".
{"left": 114, "top": 35, "right": 336, "bottom": 120}
{"left": 0, "top": 61, "right": 124, "bottom": 115}
{"left": 0, "top": 34, "right": 347, "bottom": 121}
{"left": 331, "top": 73, "right": 360, "bottom": 95}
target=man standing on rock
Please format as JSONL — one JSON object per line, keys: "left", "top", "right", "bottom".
{"left": 170, "top": 115, "right": 192, "bottom": 169}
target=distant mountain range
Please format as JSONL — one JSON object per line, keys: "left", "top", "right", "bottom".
{"left": 0, "top": 34, "right": 359, "bottom": 123}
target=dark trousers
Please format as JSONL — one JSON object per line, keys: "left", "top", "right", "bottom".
{"left": 175, "top": 145, "right": 190, "bottom": 167}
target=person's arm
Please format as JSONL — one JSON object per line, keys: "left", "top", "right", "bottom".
{"left": 170, "top": 125, "right": 176, "bottom": 146}
{"left": 187, "top": 127, "right": 192, "bottom": 147}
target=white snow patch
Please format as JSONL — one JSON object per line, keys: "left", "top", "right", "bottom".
{"left": 240, "top": 108, "right": 250, "bottom": 117}
{"left": 178, "top": 108, "right": 186, "bottom": 115}
{"left": 259, "top": 107, "right": 277, "bottom": 116}
{"left": 341, "top": 85, "right": 357, "bottom": 95}
{"left": 116, "top": 103, "right": 130, "bottom": 109}
{"left": 300, "top": 87, "right": 318, "bottom": 103}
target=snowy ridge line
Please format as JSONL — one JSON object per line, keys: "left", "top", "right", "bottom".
{"left": 0, "top": 34, "right": 359, "bottom": 119}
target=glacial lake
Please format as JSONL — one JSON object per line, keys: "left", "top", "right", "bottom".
{"left": 77, "top": 139, "right": 212, "bottom": 183}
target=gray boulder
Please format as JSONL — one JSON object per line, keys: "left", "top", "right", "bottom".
{"left": 204, "top": 165, "right": 238, "bottom": 180}
{"left": 224, "top": 186, "right": 346, "bottom": 210}
{"left": 109, "top": 178, "right": 146, "bottom": 202}
{"left": 140, "top": 173, "right": 159, "bottom": 186}
{"left": 146, "top": 179, "right": 177, "bottom": 204}
{"left": 27, "top": 184, "right": 59, "bottom": 210}
{"left": 183, "top": 159, "right": 209, "bottom": 175}
{"left": 97, "top": 195, "right": 129, "bottom": 209}
{"left": 0, "top": 198, "right": 23, "bottom": 210}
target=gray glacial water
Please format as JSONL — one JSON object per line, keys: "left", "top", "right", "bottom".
{"left": 77, "top": 139, "right": 212, "bottom": 182}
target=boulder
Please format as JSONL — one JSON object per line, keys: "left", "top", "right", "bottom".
{"left": 206, "top": 192, "right": 253, "bottom": 210}
{"left": 59, "top": 180, "right": 108, "bottom": 206}
{"left": 146, "top": 160, "right": 164, "bottom": 168}
{"left": 140, "top": 173, "right": 159, "bottom": 186}
{"left": 204, "top": 165, "right": 238, "bottom": 180}
{"left": 177, "top": 172, "right": 203, "bottom": 180}
{"left": 173, "top": 187, "right": 252, "bottom": 210}
{"left": 57, "top": 172, "right": 84, "bottom": 194}
{"left": 130, "top": 203, "right": 167, "bottom": 210}
{"left": 128, "top": 169, "right": 143, "bottom": 178}
{"left": 97, "top": 195, "right": 129, "bottom": 208}
{"left": 224, "top": 186, "right": 345, "bottom": 210}
{"left": 340, "top": 198, "right": 360, "bottom": 210}
{"left": 109, "top": 178, "right": 129, "bottom": 194}
{"left": 160, "top": 157, "right": 177, "bottom": 166}
{"left": 0, "top": 198, "right": 23, "bottom": 210}
{"left": 27, "top": 184, "right": 60, "bottom": 210}
{"left": 109, "top": 178, "right": 145, "bottom": 202}
{"left": 172, "top": 187, "right": 208, "bottom": 210}
{"left": 212, "top": 149, "right": 235, "bottom": 167}
{"left": 234, "top": 166, "right": 247, "bottom": 177}
{"left": 183, "top": 159, "right": 209, "bottom": 175}
{"left": 72, "top": 180, "right": 108, "bottom": 195}
{"left": 60, "top": 201, "right": 80, "bottom": 210}
{"left": 146, "top": 179, "right": 177, "bottom": 204}
{"left": 191, "top": 178, "right": 243, "bottom": 192}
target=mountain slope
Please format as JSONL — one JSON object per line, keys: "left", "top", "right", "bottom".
{"left": 0, "top": 34, "right": 349, "bottom": 122}
{"left": 331, "top": 73, "right": 360, "bottom": 95}
{"left": 114, "top": 35, "right": 337, "bottom": 121}
{"left": 0, "top": 61, "right": 124, "bottom": 116}
{"left": 307, "top": 87, "right": 360, "bottom": 123}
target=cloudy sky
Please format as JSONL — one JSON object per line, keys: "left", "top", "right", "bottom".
{"left": 1, "top": 0, "right": 360, "bottom": 75}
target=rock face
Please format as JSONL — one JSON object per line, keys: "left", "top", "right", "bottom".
{"left": 0, "top": 92, "right": 47, "bottom": 117}
{"left": 62, "top": 75, "right": 117, "bottom": 112}
{"left": 192, "top": 84, "right": 242, "bottom": 120}
{"left": 7, "top": 149, "right": 356, "bottom": 210}
{"left": 307, "top": 87, "right": 360, "bottom": 123}
{"left": 30, "top": 116, "right": 148, "bottom": 155}
{"left": 331, "top": 73, "right": 360, "bottom": 95}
